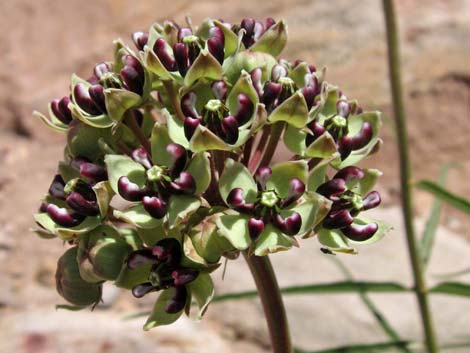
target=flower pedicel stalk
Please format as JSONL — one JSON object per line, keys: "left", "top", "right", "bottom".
{"left": 33, "top": 17, "right": 390, "bottom": 352}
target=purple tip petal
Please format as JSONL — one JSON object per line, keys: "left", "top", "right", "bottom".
{"left": 93, "top": 62, "right": 111, "bottom": 79}
{"left": 178, "top": 27, "right": 193, "bottom": 41}
{"left": 74, "top": 83, "right": 101, "bottom": 115}
{"left": 131, "top": 147, "right": 152, "bottom": 169}
{"left": 165, "top": 285, "right": 187, "bottom": 314}
{"left": 248, "top": 218, "right": 265, "bottom": 240}
{"left": 338, "top": 136, "right": 354, "bottom": 160}
{"left": 132, "top": 282, "right": 156, "bottom": 298}
{"left": 341, "top": 222, "right": 378, "bottom": 242}
{"left": 274, "top": 212, "right": 302, "bottom": 236}
{"left": 127, "top": 249, "right": 157, "bottom": 269}
{"left": 362, "top": 191, "right": 381, "bottom": 211}
{"left": 351, "top": 121, "right": 373, "bottom": 150}
{"left": 255, "top": 166, "right": 272, "bottom": 190}
{"left": 316, "top": 179, "right": 346, "bottom": 200}
{"left": 168, "top": 172, "right": 196, "bottom": 195}
{"left": 172, "top": 268, "right": 199, "bottom": 286}
{"left": 322, "top": 209, "right": 354, "bottom": 229}
{"left": 208, "top": 27, "right": 225, "bottom": 64}
{"left": 48, "top": 174, "right": 66, "bottom": 200}
{"left": 336, "top": 100, "right": 351, "bottom": 118}
{"left": 227, "top": 188, "right": 246, "bottom": 207}
{"left": 66, "top": 192, "right": 99, "bottom": 216}
{"left": 281, "top": 178, "right": 306, "bottom": 208}
{"left": 211, "top": 80, "right": 228, "bottom": 100}
{"left": 132, "top": 31, "right": 149, "bottom": 51}
{"left": 262, "top": 82, "right": 282, "bottom": 108}
{"left": 271, "top": 64, "right": 288, "bottom": 82}
{"left": 222, "top": 115, "right": 239, "bottom": 144}
{"left": 250, "top": 68, "right": 263, "bottom": 97}
{"left": 183, "top": 117, "right": 201, "bottom": 140}
{"left": 142, "top": 196, "right": 167, "bottom": 219}
{"left": 153, "top": 38, "right": 176, "bottom": 71}
{"left": 117, "top": 176, "right": 149, "bottom": 202}
{"left": 265, "top": 17, "right": 276, "bottom": 29}
{"left": 181, "top": 92, "right": 199, "bottom": 119}
{"left": 333, "top": 166, "right": 365, "bottom": 183}
{"left": 173, "top": 42, "right": 190, "bottom": 76}
{"left": 166, "top": 143, "right": 187, "bottom": 177}
{"left": 51, "top": 97, "right": 72, "bottom": 124}
{"left": 253, "top": 21, "right": 265, "bottom": 41}
{"left": 46, "top": 204, "right": 85, "bottom": 227}
{"left": 234, "top": 93, "right": 254, "bottom": 125}
{"left": 88, "top": 84, "right": 107, "bottom": 113}
{"left": 152, "top": 238, "right": 182, "bottom": 264}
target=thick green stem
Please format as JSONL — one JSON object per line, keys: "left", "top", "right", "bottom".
{"left": 243, "top": 253, "right": 293, "bottom": 353}
{"left": 382, "top": 1, "right": 438, "bottom": 352}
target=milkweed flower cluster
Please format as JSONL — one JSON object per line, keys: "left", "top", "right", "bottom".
{"left": 33, "top": 17, "right": 389, "bottom": 329}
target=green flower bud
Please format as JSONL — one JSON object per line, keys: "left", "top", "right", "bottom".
{"left": 77, "top": 225, "right": 132, "bottom": 283}
{"left": 223, "top": 51, "right": 276, "bottom": 85}
{"left": 55, "top": 247, "right": 102, "bottom": 307}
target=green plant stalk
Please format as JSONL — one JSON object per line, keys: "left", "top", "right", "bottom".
{"left": 382, "top": 1, "right": 438, "bottom": 352}
{"left": 243, "top": 252, "right": 294, "bottom": 353}
{"left": 257, "top": 122, "right": 284, "bottom": 168}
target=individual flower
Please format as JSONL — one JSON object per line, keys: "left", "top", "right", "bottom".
{"left": 126, "top": 238, "right": 198, "bottom": 313}
{"left": 216, "top": 159, "right": 330, "bottom": 256}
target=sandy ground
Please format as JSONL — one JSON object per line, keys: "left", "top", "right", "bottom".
{"left": 0, "top": 0, "right": 469, "bottom": 352}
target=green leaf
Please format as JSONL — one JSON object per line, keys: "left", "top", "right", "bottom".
{"left": 289, "top": 62, "right": 311, "bottom": 88}
{"left": 268, "top": 91, "right": 309, "bottom": 128}
{"left": 166, "top": 195, "right": 201, "bottom": 229}
{"left": 429, "top": 282, "right": 470, "bottom": 297}
{"left": 219, "top": 158, "right": 258, "bottom": 204}
{"left": 113, "top": 204, "right": 162, "bottom": 229}
{"left": 266, "top": 160, "right": 308, "bottom": 199}
{"left": 186, "top": 152, "right": 211, "bottom": 194}
{"left": 351, "top": 168, "right": 382, "bottom": 196}
{"left": 212, "top": 281, "right": 409, "bottom": 303}
{"left": 226, "top": 71, "right": 259, "bottom": 128}
{"left": 164, "top": 109, "right": 190, "bottom": 148}
{"left": 254, "top": 224, "right": 294, "bottom": 256}
{"left": 184, "top": 50, "right": 224, "bottom": 87}
{"left": 150, "top": 122, "right": 174, "bottom": 167}
{"left": 67, "top": 122, "right": 114, "bottom": 161}
{"left": 144, "top": 288, "right": 184, "bottom": 330}
{"left": 319, "top": 84, "right": 340, "bottom": 119}
{"left": 415, "top": 180, "right": 470, "bottom": 214}
{"left": 283, "top": 123, "right": 307, "bottom": 156}
{"left": 104, "top": 88, "right": 141, "bottom": 122}
{"left": 69, "top": 104, "right": 113, "bottom": 128}
{"left": 223, "top": 51, "right": 277, "bottom": 85}
{"left": 317, "top": 229, "right": 356, "bottom": 254}
{"left": 92, "top": 181, "right": 114, "bottom": 218}
{"left": 250, "top": 20, "right": 287, "bottom": 57}
{"left": 305, "top": 132, "right": 337, "bottom": 158}
{"left": 288, "top": 192, "right": 331, "bottom": 236}
{"left": 136, "top": 224, "right": 166, "bottom": 246}
{"left": 33, "top": 213, "right": 101, "bottom": 241}
{"left": 307, "top": 156, "right": 339, "bottom": 192}
{"left": 187, "top": 273, "right": 215, "bottom": 319}
{"left": 190, "top": 215, "right": 233, "bottom": 263}
{"left": 143, "top": 46, "right": 172, "bottom": 80}
{"left": 216, "top": 214, "right": 252, "bottom": 250}
{"left": 189, "top": 125, "right": 231, "bottom": 152}
{"left": 104, "top": 154, "right": 146, "bottom": 195}
{"left": 115, "top": 263, "right": 152, "bottom": 290}
{"left": 294, "top": 340, "right": 412, "bottom": 353}
{"left": 181, "top": 233, "right": 209, "bottom": 268}
{"left": 213, "top": 20, "right": 239, "bottom": 57}
{"left": 419, "top": 165, "right": 452, "bottom": 268}
{"left": 33, "top": 111, "right": 68, "bottom": 133}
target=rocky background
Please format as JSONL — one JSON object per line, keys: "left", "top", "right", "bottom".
{"left": 0, "top": 0, "right": 468, "bottom": 352}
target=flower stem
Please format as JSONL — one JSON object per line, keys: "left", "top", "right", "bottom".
{"left": 162, "top": 80, "right": 185, "bottom": 121}
{"left": 258, "top": 122, "right": 284, "bottom": 168}
{"left": 243, "top": 252, "right": 293, "bottom": 353}
{"left": 124, "top": 111, "right": 151, "bottom": 155}
{"left": 382, "top": 1, "right": 438, "bottom": 353}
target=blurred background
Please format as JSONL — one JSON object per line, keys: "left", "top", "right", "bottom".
{"left": 0, "top": 0, "right": 468, "bottom": 352}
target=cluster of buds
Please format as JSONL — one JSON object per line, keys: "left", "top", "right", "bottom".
{"left": 127, "top": 238, "right": 198, "bottom": 313}
{"left": 317, "top": 166, "right": 381, "bottom": 241}
{"left": 33, "top": 17, "right": 387, "bottom": 329}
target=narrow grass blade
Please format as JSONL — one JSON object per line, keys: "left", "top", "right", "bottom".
{"left": 415, "top": 180, "right": 470, "bottom": 214}
{"left": 330, "top": 257, "right": 411, "bottom": 353}
{"left": 419, "top": 165, "right": 452, "bottom": 268}
{"left": 429, "top": 282, "right": 470, "bottom": 297}
{"left": 294, "top": 340, "right": 412, "bottom": 353}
